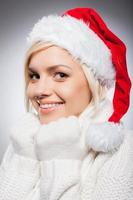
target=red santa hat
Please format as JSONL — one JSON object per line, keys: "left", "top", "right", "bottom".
{"left": 27, "top": 7, "right": 131, "bottom": 124}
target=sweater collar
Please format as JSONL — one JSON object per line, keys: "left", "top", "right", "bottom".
{"left": 78, "top": 99, "right": 125, "bottom": 153}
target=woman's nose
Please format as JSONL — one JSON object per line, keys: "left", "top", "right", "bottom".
{"left": 35, "top": 76, "right": 53, "bottom": 96}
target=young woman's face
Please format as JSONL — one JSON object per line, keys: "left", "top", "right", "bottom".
{"left": 27, "top": 46, "right": 92, "bottom": 124}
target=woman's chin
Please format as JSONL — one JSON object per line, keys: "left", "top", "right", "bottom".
{"left": 39, "top": 113, "right": 66, "bottom": 125}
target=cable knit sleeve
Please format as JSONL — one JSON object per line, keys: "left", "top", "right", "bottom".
{"left": 91, "top": 131, "right": 133, "bottom": 200}
{"left": 40, "top": 159, "right": 82, "bottom": 200}
{"left": 0, "top": 143, "right": 40, "bottom": 200}
{"left": 37, "top": 132, "right": 133, "bottom": 200}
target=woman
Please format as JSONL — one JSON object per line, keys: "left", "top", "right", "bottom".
{"left": 0, "top": 7, "right": 133, "bottom": 200}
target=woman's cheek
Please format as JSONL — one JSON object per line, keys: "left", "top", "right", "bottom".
{"left": 26, "top": 84, "right": 34, "bottom": 99}
{"left": 56, "top": 84, "right": 73, "bottom": 100}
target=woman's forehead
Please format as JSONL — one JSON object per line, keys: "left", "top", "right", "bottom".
{"left": 28, "top": 46, "right": 82, "bottom": 72}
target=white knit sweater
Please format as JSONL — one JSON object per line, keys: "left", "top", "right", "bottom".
{"left": 0, "top": 99, "right": 133, "bottom": 200}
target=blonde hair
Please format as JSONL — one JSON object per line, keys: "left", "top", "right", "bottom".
{"left": 24, "top": 42, "right": 107, "bottom": 112}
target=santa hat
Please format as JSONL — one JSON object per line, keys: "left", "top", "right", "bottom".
{"left": 27, "top": 8, "right": 131, "bottom": 152}
{"left": 27, "top": 7, "right": 131, "bottom": 123}
{"left": 27, "top": 7, "right": 132, "bottom": 152}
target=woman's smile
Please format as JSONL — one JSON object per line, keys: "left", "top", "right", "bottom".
{"left": 38, "top": 102, "right": 65, "bottom": 115}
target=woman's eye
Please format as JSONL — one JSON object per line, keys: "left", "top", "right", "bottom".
{"left": 54, "top": 72, "right": 68, "bottom": 80}
{"left": 29, "top": 73, "right": 40, "bottom": 80}
{"left": 28, "top": 72, "right": 68, "bottom": 81}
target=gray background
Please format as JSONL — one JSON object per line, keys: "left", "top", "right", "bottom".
{"left": 0, "top": 0, "right": 133, "bottom": 162}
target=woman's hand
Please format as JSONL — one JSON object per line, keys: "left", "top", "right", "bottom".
{"left": 35, "top": 116, "right": 89, "bottom": 161}
{"left": 10, "top": 112, "right": 41, "bottom": 159}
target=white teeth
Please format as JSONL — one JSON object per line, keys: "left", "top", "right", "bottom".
{"left": 40, "top": 103, "right": 63, "bottom": 109}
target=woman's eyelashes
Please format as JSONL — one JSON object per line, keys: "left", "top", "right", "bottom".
{"left": 29, "top": 73, "right": 40, "bottom": 80}
{"left": 28, "top": 71, "right": 69, "bottom": 81}
{"left": 54, "top": 72, "right": 69, "bottom": 80}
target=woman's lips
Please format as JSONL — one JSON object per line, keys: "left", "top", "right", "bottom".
{"left": 39, "top": 103, "right": 65, "bottom": 114}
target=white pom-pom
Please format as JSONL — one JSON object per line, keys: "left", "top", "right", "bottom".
{"left": 85, "top": 122, "right": 125, "bottom": 152}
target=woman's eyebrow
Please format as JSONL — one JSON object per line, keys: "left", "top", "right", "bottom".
{"left": 28, "top": 64, "right": 72, "bottom": 72}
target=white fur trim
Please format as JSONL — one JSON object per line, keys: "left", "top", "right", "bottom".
{"left": 85, "top": 122, "right": 125, "bottom": 152}
{"left": 27, "top": 15, "right": 115, "bottom": 88}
